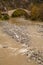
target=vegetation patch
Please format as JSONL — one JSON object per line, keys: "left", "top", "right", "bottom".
{"left": 0, "top": 12, "right": 10, "bottom": 20}
{"left": 0, "top": 12, "right": 2, "bottom": 20}
{"left": 1, "top": 13, "right": 9, "bottom": 20}
{"left": 30, "top": 4, "right": 43, "bottom": 21}
{"left": 11, "top": 9, "right": 29, "bottom": 19}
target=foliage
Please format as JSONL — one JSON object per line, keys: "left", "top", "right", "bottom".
{"left": 30, "top": 4, "right": 43, "bottom": 21}
{"left": 0, "top": 0, "right": 43, "bottom": 11}
{"left": 1, "top": 13, "right": 9, "bottom": 20}
{"left": 38, "top": 4, "right": 43, "bottom": 21}
{"left": 0, "top": 12, "right": 2, "bottom": 19}
{"left": 11, "top": 9, "right": 29, "bottom": 19}
{"left": 30, "top": 5, "right": 39, "bottom": 20}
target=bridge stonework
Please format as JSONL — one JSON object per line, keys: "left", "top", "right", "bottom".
{"left": 8, "top": 8, "right": 31, "bottom": 16}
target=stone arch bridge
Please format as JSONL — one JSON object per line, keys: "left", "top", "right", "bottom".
{"left": 7, "top": 8, "right": 31, "bottom": 16}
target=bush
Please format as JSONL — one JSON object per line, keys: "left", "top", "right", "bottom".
{"left": 30, "top": 4, "right": 43, "bottom": 21}
{"left": 0, "top": 12, "right": 2, "bottom": 19}
{"left": 39, "top": 4, "right": 43, "bottom": 21}
{"left": 30, "top": 5, "right": 39, "bottom": 20}
{"left": 11, "top": 9, "right": 29, "bottom": 19}
{"left": 2, "top": 13, "right": 9, "bottom": 20}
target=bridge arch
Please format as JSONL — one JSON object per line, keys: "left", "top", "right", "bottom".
{"left": 8, "top": 8, "right": 31, "bottom": 17}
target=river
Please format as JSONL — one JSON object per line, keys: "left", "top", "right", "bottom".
{"left": 0, "top": 17, "right": 43, "bottom": 65}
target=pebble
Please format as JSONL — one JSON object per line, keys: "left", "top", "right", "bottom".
{"left": 26, "top": 49, "right": 43, "bottom": 65}
{"left": 1, "top": 22, "right": 30, "bottom": 45}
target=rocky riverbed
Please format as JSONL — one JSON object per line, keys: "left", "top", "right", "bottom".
{"left": 0, "top": 18, "right": 43, "bottom": 65}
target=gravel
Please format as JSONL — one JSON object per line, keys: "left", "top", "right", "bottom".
{"left": 0, "top": 22, "right": 30, "bottom": 45}
{"left": 0, "top": 21, "right": 43, "bottom": 65}
{"left": 26, "top": 48, "right": 43, "bottom": 65}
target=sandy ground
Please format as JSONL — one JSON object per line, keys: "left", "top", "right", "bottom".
{"left": 0, "top": 18, "right": 43, "bottom": 65}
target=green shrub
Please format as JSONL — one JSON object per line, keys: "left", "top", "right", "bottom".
{"left": 2, "top": 14, "right": 9, "bottom": 20}
{"left": 11, "top": 9, "right": 29, "bottom": 19}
